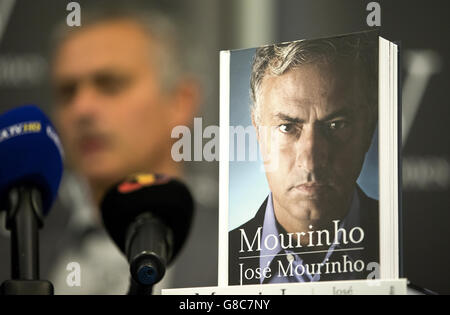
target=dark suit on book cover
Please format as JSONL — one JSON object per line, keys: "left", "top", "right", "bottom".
{"left": 228, "top": 187, "right": 379, "bottom": 285}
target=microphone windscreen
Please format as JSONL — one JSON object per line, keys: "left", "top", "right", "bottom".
{"left": 100, "top": 174, "right": 194, "bottom": 264}
{"left": 0, "top": 105, "right": 64, "bottom": 215}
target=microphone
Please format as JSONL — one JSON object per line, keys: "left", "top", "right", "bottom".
{"left": 100, "top": 174, "right": 194, "bottom": 290}
{"left": 0, "top": 105, "right": 63, "bottom": 294}
{"left": 0, "top": 105, "right": 64, "bottom": 216}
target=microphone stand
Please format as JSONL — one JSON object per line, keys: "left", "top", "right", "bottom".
{"left": 127, "top": 278, "right": 154, "bottom": 295}
{"left": 1, "top": 186, "right": 54, "bottom": 295}
{"left": 126, "top": 214, "right": 171, "bottom": 296}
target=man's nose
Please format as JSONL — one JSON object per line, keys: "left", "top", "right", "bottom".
{"left": 70, "top": 83, "right": 101, "bottom": 121}
{"left": 295, "top": 125, "right": 328, "bottom": 173}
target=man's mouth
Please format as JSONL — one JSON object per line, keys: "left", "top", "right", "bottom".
{"left": 78, "top": 135, "right": 109, "bottom": 155}
{"left": 292, "top": 182, "right": 330, "bottom": 196}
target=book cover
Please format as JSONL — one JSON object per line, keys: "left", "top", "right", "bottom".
{"left": 219, "top": 31, "right": 400, "bottom": 286}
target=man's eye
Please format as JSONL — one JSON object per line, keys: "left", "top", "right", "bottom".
{"left": 95, "top": 75, "right": 130, "bottom": 95}
{"left": 328, "top": 120, "right": 348, "bottom": 131}
{"left": 55, "top": 82, "right": 77, "bottom": 105}
{"left": 278, "top": 124, "right": 295, "bottom": 134}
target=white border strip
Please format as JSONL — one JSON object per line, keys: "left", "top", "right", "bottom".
{"left": 379, "top": 37, "right": 400, "bottom": 279}
{"left": 218, "top": 50, "right": 231, "bottom": 286}
{"left": 379, "top": 37, "right": 390, "bottom": 278}
{"left": 391, "top": 42, "right": 399, "bottom": 278}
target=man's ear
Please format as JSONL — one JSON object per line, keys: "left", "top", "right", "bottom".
{"left": 362, "top": 105, "right": 377, "bottom": 153}
{"left": 169, "top": 77, "right": 201, "bottom": 128}
{"left": 364, "top": 119, "right": 377, "bottom": 154}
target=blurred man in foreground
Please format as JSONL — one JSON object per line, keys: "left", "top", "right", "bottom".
{"left": 47, "top": 8, "right": 217, "bottom": 294}
{"left": 52, "top": 10, "right": 197, "bottom": 205}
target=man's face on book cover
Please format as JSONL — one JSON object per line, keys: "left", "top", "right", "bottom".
{"left": 254, "top": 62, "right": 372, "bottom": 233}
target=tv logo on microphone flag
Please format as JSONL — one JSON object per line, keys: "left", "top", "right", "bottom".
{"left": 118, "top": 174, "right": 171, "bottom": 194}
{"left": 0, "top": 121, "right": 41, "bottom": 143}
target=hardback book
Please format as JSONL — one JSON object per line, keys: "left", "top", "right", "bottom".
{"left": 218, "top": 30, "right": 401, "bottom": 287}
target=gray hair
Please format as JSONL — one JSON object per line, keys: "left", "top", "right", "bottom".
{"left": 250, "top": 32, "right": 378, "bottom": 129}
{"left": 50, "top": 6, "right": 186, "bottom": 92}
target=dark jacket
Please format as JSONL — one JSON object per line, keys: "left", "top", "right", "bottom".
{"left": 228, "top": 187, "right": 379, "bottom": 285}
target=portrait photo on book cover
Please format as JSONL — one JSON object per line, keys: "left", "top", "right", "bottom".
{"left": 226, "top": 32, "right": 381, "bottom": 285}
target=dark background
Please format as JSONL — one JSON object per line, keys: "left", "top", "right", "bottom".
{"left": 0, "top": 0, "right": 448, "bottom": 294}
